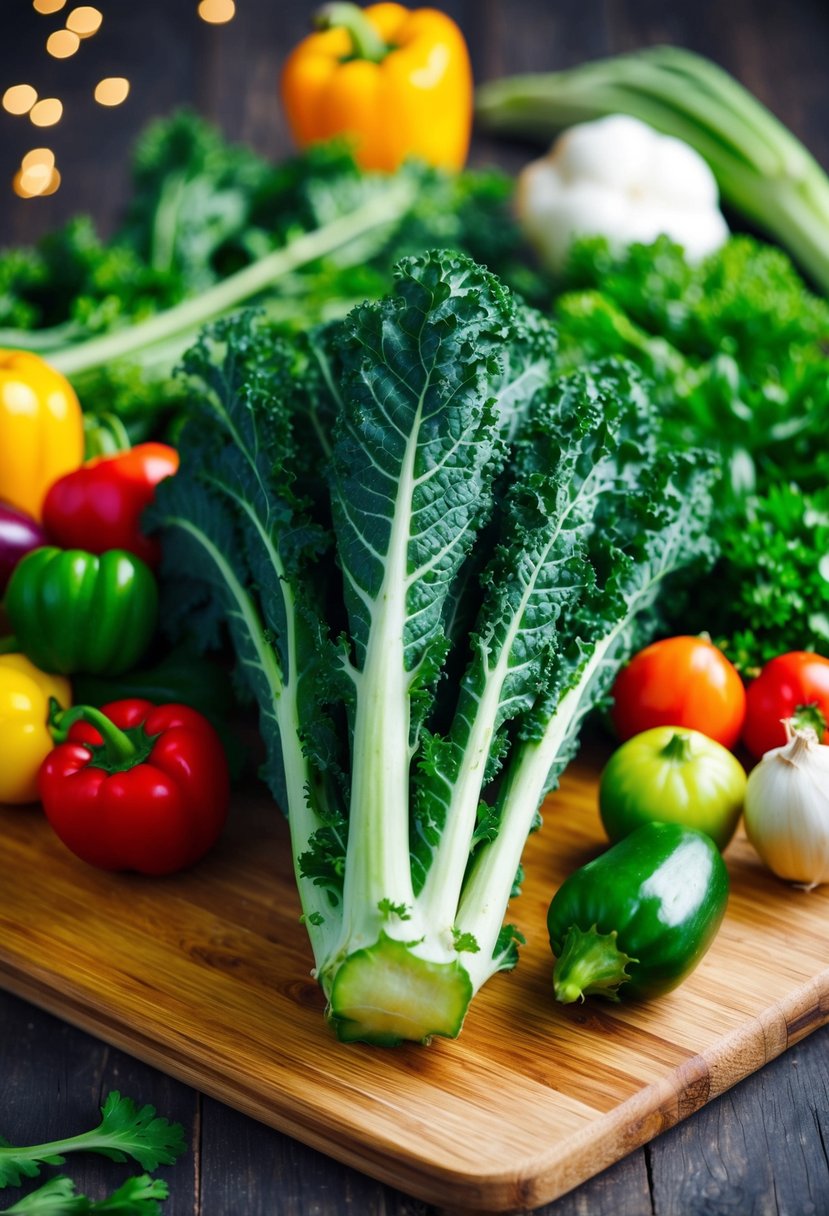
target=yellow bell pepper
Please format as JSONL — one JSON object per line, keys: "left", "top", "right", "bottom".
{"left": 0, "top": 653, "right": 71, "bottom": 804}
{"left": 280, "top": 2, "right": 473, "bottom": 172}
{"left": 0, "top": 350, "right": 85, "bottom": 522}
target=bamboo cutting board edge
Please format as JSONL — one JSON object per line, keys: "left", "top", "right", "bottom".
{"left": 3, "top": 756, "right": 829, "bottom": 1214}
{"left": 2, "top": 936, "right": 829, "bottom": 1211}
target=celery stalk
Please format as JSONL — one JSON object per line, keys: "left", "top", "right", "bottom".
{"left": 475, "top": 45, "right": 829, "bottom": 292}
{"left": 47, "top": 176, "right": 416, "bottom": 379}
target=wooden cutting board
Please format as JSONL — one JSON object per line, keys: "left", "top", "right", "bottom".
{"left": 1, "top": 747, "right": 827, "bottom": 1213}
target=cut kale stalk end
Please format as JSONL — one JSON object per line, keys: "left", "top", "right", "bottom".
{"left": 327, "top": 933, "right": 474, "bottom": 1045}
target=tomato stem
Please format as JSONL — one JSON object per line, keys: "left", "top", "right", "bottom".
{"left": 660, "top": 730, "right": 694, "bottom": 762}
{"left": 791, "top": 702, "right": 827, "bottom": 741}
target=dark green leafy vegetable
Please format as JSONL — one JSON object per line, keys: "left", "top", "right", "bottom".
{"left": 118, "top": 109, "right": 274, "bottom": 290}
{"left": 0, "top": 217, "right": 179, "bottom": 340}
{"left": 700, "top": 485, "right": 829, "bottom": 672}
{"left": 150, "top": 248, "right": 715, "bottom": 1045}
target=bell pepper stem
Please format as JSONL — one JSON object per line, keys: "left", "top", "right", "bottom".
{"left": 49, "top": 698, "right": 138, "bottom": 763}
{"left": 315, "top": 3, "right": 388, "bottom": 62}
{"left": 83, "top": 411, "right": 132, "bottom": 459}
{"left": 553, "top": 923, "right": 638, "bottom": 1004}
{"left": 0, "top": 635, "right": 19, "bottom": 655}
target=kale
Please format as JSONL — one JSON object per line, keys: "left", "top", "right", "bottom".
{"left": 150, "top": 252, "right": 714, "bottom": 1044}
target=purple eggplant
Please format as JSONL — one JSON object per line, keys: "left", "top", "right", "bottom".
{"left": 0, "top": 501, "right": 48, "bottom": 593}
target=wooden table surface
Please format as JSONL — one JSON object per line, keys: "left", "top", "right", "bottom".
{"left": 2, "top": 2, "right": 829, "bottom": 1214}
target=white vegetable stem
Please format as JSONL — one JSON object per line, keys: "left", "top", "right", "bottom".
{"left": 457, "top": 629, "right": 621, "bottom": 994}
{"left": 336, "top": 403, "right": 422, "bottom": 952}
{"left": 49, "top": 178, "right": 416, "bottom": 378}
{"left": 476, "top": 45, "right": 829, "bottom": 291}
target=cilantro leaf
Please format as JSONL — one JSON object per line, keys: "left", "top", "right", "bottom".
{"left": 0, "top": 1095, "right": 185, "bottom": 1189}
{"left": 1, "top": 1173, "right": 169, "bottom": 1215}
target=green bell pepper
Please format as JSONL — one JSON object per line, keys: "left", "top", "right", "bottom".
{"left": 3, "top": 546, "right": 158, "bottom": 676}
{"left": 547, "top": 822, "right": 729, "bottom": 1004}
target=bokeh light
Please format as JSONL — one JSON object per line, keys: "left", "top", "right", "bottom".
{"left": 13, "top": 0, "right": 237, "bottom": 198}
{"left": 29, "top": 98, "right": 64, "bottom": 127}
{"left": 197, "top": 0, "right": 236, "bottom": 25}
{"left": 3, "top": 84, "right": 38, "bottom": 115}
{"left": 94, "top": 77, "right": 131, "bottom": 106}
{"left": 21, "top": 148, "right": 56, "bottom": 172}
{"left": 65, "top": 6, "right": 103, "bottom": 37}
{"left": 14, "top": 163, "right": 52, "bottom": 198}
{"left": 14, "top": 148, "right": 60, "bottom": 200}
{"left": 46, "top": 29, "right": 81, "bottom": 57}
{"left": 40, "top": 167, "right": 62, "bottom": 196}
{"left": 13, "top": 171, "right": 36, "bottom": 199}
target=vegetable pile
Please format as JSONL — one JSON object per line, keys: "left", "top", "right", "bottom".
{"left": 476, "top": 43, "right": 829, "bottom": 294}
{"left": 1, "top": 4, "right": 829, "bottom": 1064}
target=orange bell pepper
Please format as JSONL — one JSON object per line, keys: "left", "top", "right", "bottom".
{"left": 0, "top": 350, "right": 84, "bottom": 522}
{"left": 280, "top": 2, "right": 473, "bottom": 173}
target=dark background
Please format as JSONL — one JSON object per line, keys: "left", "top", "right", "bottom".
{"left": 2, "top": 2, "right": 829, "bottom": 1215}
{"left": 3, "top": 0, "right": 829, "bottom": 241}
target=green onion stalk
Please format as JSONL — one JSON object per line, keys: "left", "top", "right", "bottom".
{"left": 475, "top": 45, "right": 829, "bottom": 294}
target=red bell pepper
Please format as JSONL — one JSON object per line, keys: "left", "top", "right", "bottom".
{"left": 39, "top": 698, "right": 229, "bottom": 875}
{"left": 42, "top": 443, "right": 179, "bottom": 567}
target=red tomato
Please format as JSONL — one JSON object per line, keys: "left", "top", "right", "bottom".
{"left": 610, "top": 635, "right": 746, "bottom": 751}
{"left": 742, "top": 650, "right": 829, "bottom": 759}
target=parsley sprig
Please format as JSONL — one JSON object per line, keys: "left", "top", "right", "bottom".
{"left": 0, "top": 1094, "right": 185, "bottom": 1191}
{"left": 1, "top": 1173, "right": 169, "bottom": 1215}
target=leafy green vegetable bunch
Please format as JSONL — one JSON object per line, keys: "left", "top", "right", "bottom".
{"left": 0, "top": 112, "right": 539, "bottom": 443}
{"left": 151, "top": 248, "right": 715, "bottom": 1045}
{"left": 553, "top": 233, "right": 829, "bottom": 670}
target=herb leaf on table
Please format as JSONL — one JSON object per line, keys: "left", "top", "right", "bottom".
{"left": 1, "top": 1174, "right": 169, "bottom": 1215}
{"left": 0, "top": 1095, "right": 185, "bottom": 1189}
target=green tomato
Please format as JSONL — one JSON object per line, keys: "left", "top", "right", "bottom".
{"left": 598, "top": 726, "right": 747, "bottom": 851}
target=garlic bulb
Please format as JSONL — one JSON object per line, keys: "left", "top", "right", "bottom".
{"left": 743, "top": 721, "right": 829, "bottom": 889}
